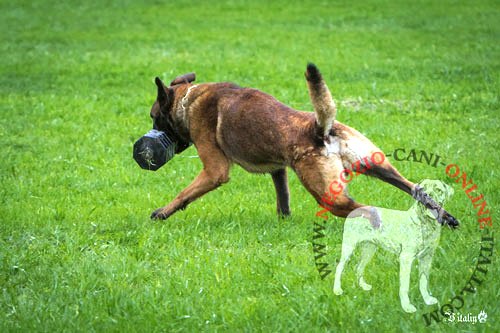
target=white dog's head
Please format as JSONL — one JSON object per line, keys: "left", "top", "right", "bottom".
{"left": 415, "top": 179, "right": 454, "bottom": 221}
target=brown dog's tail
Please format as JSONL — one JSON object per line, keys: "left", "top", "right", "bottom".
{"left": 305, "top": 63, "right": 337, "bottom": 140}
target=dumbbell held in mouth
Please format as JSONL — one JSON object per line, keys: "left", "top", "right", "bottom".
{"left": 133, "top": 130, "right": 177, "bottom": 171}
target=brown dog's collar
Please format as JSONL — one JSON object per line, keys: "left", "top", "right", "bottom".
{"left": 177, "top": 84, "right": 198, "bottom": 132}
{"left": 180, "top": 84, "right": 198, "bottom": 116}
{"left": 172, "top": 84, "right": 198, "bottom": 150}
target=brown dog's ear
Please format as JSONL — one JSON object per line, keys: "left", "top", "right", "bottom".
{"left": 155, "top": 77, "right": 169, "bottom": 107}
{"left": 170, "top": 72, "right": 196, "bottom": 86}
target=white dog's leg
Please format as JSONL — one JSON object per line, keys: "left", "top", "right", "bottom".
{"left": 399, "top": 251, "right": 417, "bottom": 313}
{"left": 418, "top": 253, "right": 438, "bottom": 305}
{"left": 356, "top": 242, "right": 377, "bottom": 291}
{"left": 334, "top": 243, "right": 356, "bottom": 295}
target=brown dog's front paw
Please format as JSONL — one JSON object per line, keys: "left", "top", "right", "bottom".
{"left": 151, "top": 208, "right": 169, "bottom": 220}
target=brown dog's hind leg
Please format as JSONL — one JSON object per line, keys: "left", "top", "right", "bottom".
{"left": 293, "top": 156, "right": 381, "bottom": 228}
{"left": 271, "top": 168, "right": 291, "bottom": 217}
{"left": 364, "top": 158, "right": 415, "bottom": 195}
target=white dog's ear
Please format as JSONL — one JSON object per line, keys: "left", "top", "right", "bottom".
{"left": 446, "top": 183, "right": 454, "bottom": 196}
{"left": 417, "top": 179, "right": 430, "bottom": 192}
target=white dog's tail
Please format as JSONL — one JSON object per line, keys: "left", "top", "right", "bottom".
{"left": 305, "top": 63, "right": 337, "bottom": 140}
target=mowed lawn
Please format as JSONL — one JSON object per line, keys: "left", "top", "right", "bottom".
{"left": 1, "top": 0, "right": 499, "bottom": 332}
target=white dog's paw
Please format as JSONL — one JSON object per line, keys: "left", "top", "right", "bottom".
{"left": 359, "top": 278, "right": 372, "bottom": 291}
{"left": 402, "top": 303, "right": 417, "bottom": 313}
{"left": 333, "top": 286, "right": 343, "bottom": 295}
{"left": 424, "top": 296, "right": 438, "bottom": 305}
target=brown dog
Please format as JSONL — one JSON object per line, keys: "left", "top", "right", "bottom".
{"left": 147, "top": 64, "right": 458, "bottom": 228}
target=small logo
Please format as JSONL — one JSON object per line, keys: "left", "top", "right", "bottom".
{"left": 478, "top": 310, "right": 488, "bottom": 324}
{"left": 444, "top": 310, "right": 488, "bottom": 325}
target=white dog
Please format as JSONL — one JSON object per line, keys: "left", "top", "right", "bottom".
{"left": 333, "top": 179, "right": 454, "bottom": 313}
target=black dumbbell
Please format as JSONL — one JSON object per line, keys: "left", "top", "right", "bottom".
{"left": 133, "top": 130, "right": 177, "bottom": 171}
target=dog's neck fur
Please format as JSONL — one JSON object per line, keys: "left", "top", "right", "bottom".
{"left": 180, "top": 85, "right": 198, "bottom": 112}
{"left": 169, "top": 84, "right": 200, "bottom": 143}
{"left": 176, "top": 84, "right": 198, "bottom": 130}
{"left": 405, "top": 203, "right": 441, "bottom": 256}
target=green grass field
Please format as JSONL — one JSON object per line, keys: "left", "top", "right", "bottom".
{"left": 1, "top": 0, "right": 499, "bottom": 331}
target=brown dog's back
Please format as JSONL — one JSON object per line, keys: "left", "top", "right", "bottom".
{"left": 213, "top": 87, "right": 317, "bottom": 172}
